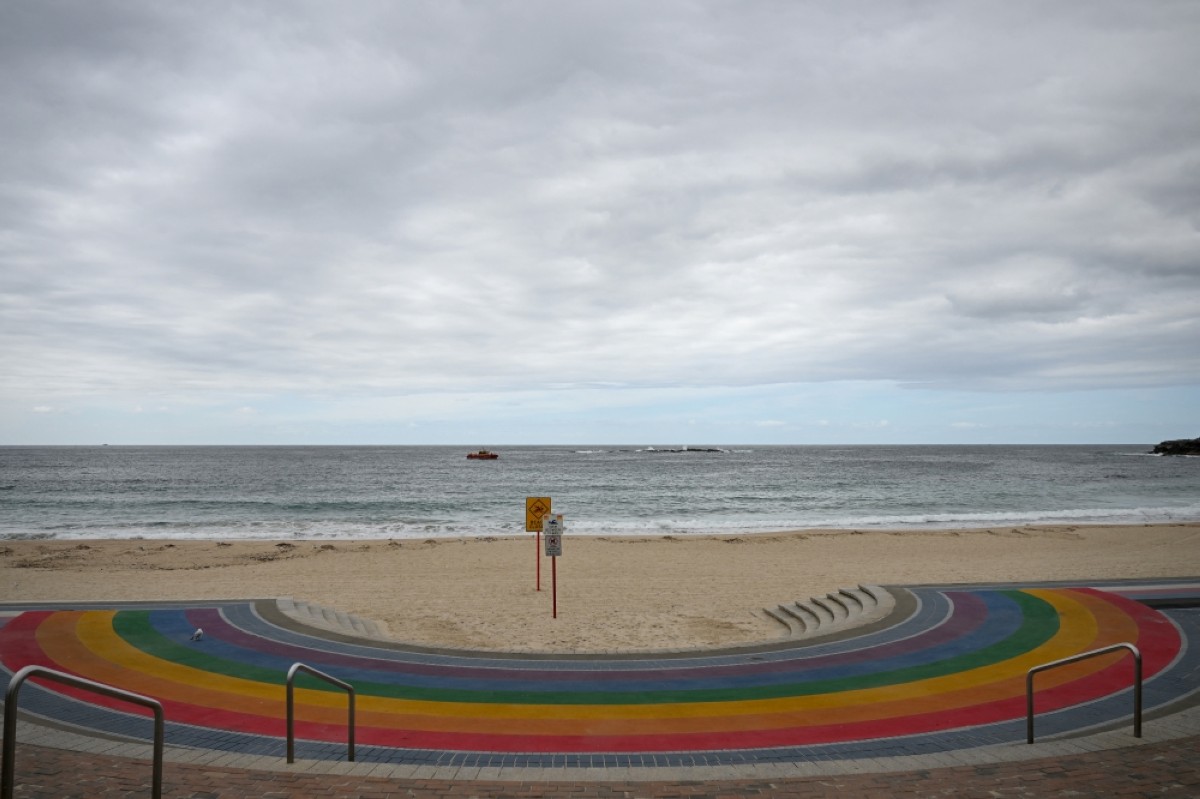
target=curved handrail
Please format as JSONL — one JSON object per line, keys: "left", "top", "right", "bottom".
{"left": 3, "top": 665, "right": 163, "bottom": 799}
{"left": 1026, "top": 642, "right": 1142, "bottom": 744}
{"left": 285, "top": 662, "right": 355, "bottom": 764}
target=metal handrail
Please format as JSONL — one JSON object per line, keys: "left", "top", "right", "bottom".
{"left": 285, "top": 662, "right": 355, "bottom": 764}
{"left": 3, "top": 665, "right": 164, "bottom": 799}
{"left": 1026, "top": 642, "right": 1142, "bottom": 744}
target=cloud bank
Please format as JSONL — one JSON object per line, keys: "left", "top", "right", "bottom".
{"left": 2, "top": 1, "right": 1198, "bottom": 442}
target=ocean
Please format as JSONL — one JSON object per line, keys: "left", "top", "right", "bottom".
{"left": 1, "top": 445, "right": 1197, "bottom": 541}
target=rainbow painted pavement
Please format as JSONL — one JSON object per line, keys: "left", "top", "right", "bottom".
{"left": 2, "top": 580, "right": 1198, "bottom": 769}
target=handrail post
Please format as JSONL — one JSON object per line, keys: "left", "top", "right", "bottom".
{"left": 1026, "top": 642, "right": 1142, "bottom": 744}
{"left": 285, "top": 663, "right": 355, "bottom": 764}
{"left": 3, "top": 665, "right": 164, "bottom": 799}
{"left": 1133, "top": 648, "right": 1143, "bottom": 738}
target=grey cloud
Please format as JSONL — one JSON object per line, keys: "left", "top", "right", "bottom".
{"left": 2, "top": 1, "right": 1199, "bottom": 408}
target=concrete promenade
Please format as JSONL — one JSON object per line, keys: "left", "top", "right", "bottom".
{"left": 6, "top": 725, "right": 1200, "bottom": 797}
{"left": 3, "top": 580, "right": 1199, "bottom": 797}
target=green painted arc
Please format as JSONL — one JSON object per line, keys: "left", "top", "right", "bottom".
{"left": 112, "top": 611, "right": 289, "bottom": 686}
{"left": 110, "top": 591, "right": 1060, "bottom": 707}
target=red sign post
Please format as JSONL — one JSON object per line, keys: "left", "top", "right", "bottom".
{"left": 525, "top": 497, "right": 551, "bottom": 591}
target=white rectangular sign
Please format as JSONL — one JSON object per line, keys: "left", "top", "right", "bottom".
{"left": 543, "top": 514, "right": 563, "bottom": 556}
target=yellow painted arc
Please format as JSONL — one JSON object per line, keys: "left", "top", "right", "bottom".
{"left": 65, "top": 591, "right": 1088, "bottom": 725}
{"left": 41, "top": 612, "right": 320, "bottom": 720}
{"left": 43, "top": 589, "right": 1132, "bottom": 734}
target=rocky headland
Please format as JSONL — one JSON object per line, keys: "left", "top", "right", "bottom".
{"left": 1151, "top": 437, "right": 1200, "bottom": 456}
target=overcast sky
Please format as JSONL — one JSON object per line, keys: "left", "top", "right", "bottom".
{"left": 2, "top": 1, "right": 1198, "bottom": 446}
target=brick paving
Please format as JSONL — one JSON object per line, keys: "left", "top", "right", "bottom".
{"left": 7, "top": 736, "right": 1200, "bottom": 798}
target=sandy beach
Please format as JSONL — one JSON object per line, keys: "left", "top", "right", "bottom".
{"left": 3, "top": 523, "right": 1198, "bottom": 652}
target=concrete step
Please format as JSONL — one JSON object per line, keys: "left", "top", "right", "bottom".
{"left": 759, "top": 605, "right": 804, "bottom": 637}
{"left": 277, "top": 597, "right": 390, "bottom": 640}
{"left": 761, "top": 585, "right": 896, "bottom": 640}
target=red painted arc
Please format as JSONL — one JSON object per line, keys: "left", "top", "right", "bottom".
{"left": 0, "top": 590, "right": 1182, "bottom": 754}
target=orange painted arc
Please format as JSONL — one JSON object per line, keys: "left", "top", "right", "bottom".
{"left": 28, "top": 589, "right": 1143, "bottom": 739}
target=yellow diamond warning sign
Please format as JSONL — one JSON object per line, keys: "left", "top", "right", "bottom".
{"left": 525, "top": 497, "right": 552, "bottom": 531}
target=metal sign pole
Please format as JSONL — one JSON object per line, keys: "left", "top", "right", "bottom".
{"left": 543, "top": 513, "right": 563, "bottom": 619}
